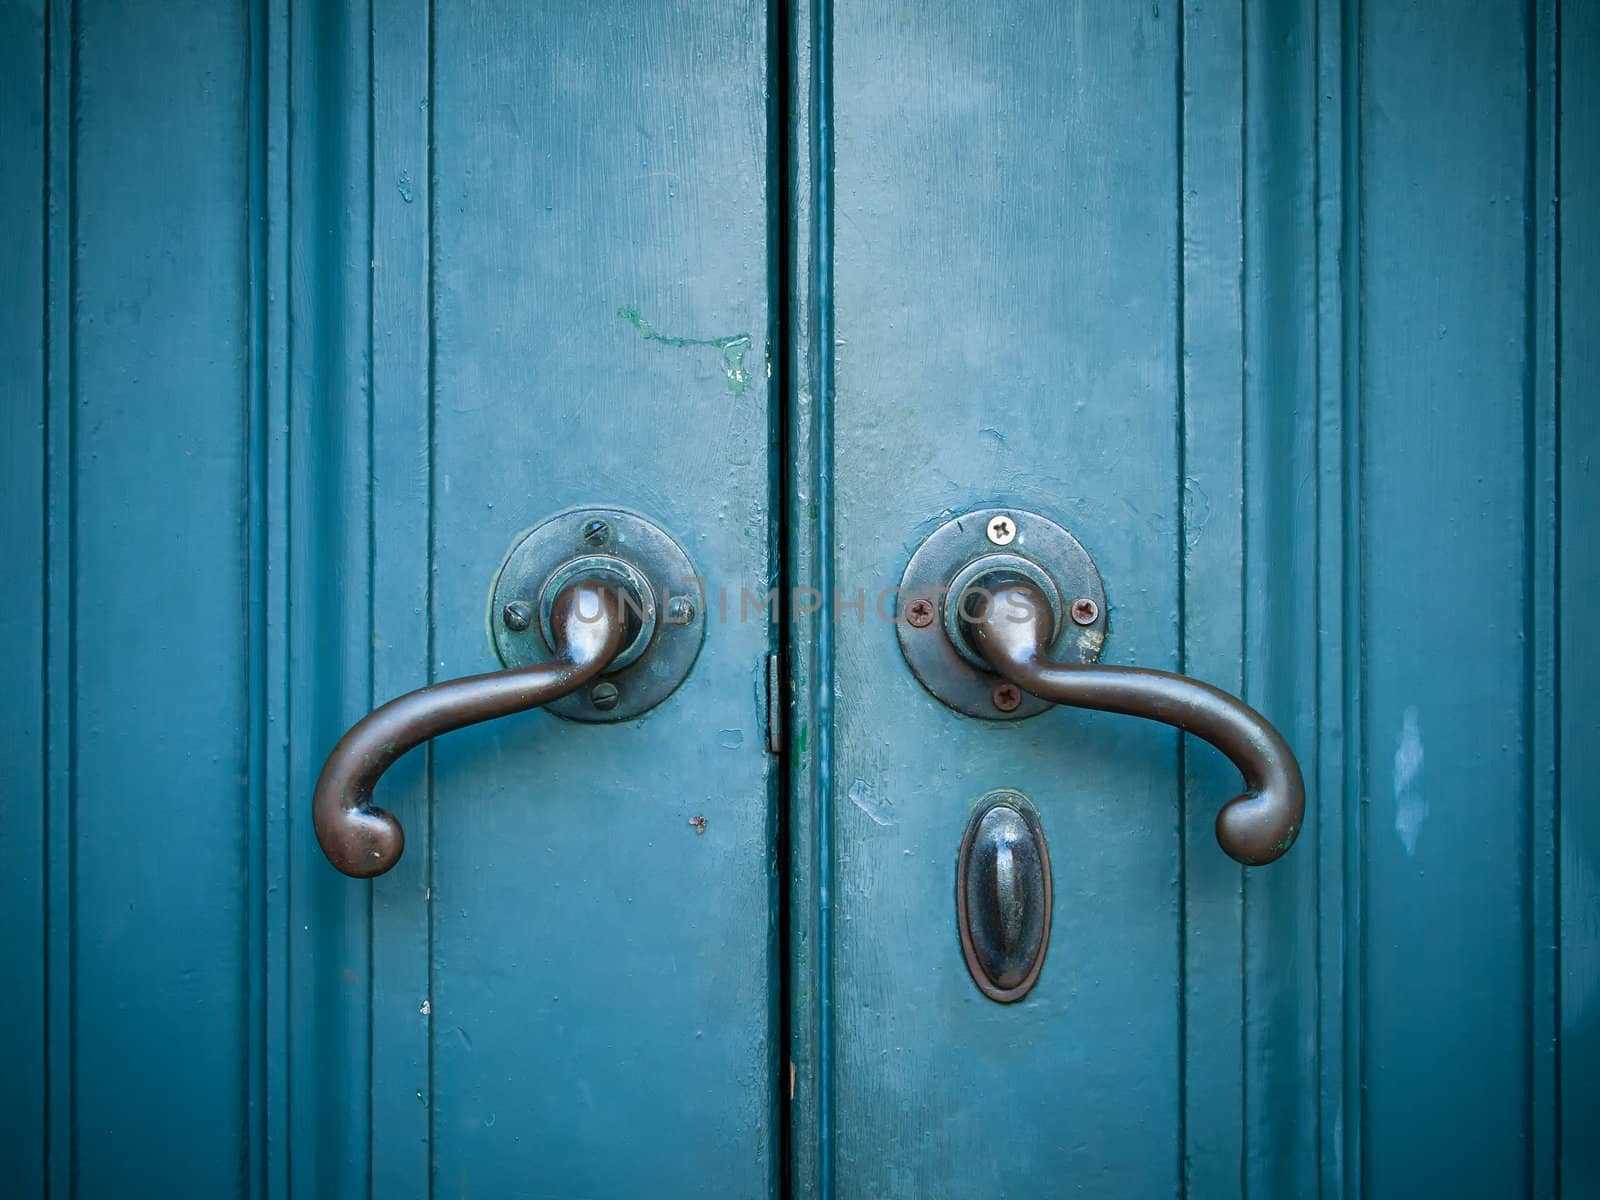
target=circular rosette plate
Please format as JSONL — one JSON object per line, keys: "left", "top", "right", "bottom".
{"left": 490, "top": 507, "right": 704, "bottom": 722}
{"left": 896, "top": 507, "right": 1106, "bottom": 720}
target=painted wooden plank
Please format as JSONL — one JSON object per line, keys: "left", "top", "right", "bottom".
{"left": 282, "top": 0, "right": 379, "bottom": 1193}
{"left": 255, "top": 4, "right": 294, "bottom": 1197}
{"left": 367, "top": 0, "right": 436, "bottom": 1193}
{"left": 1315, "top": 0, "right": 1363, "bottom": 1194}
{"left": 0, "top": 2, "right": 48, "bottom": 1193}
{"left": 424, "top": 2, "right": 779, "bottom": 1193}
{"left": 1528, "top": 0, "right": 1562, "bottom": 1194}
{"left": 43, "top": 2, "right": 74, "bottom": 1194}
{"left": 1178, "top": 1, "right": 1248, "bottom": 1190}
{"left": 1239, "top": 1, "right": 1323, "bottom": 1195}
{"left": 829, "top": 3, "right": 1183, "bottom": 1193}
{"left": 1560, "top": 0, "right": 1599, "bottom": 1193}
{"left": 66, "top": 1, "right": 254, "bottom": 1191}
{"left": 1357, "top": 0, "right": 1541, "bottom": 1192}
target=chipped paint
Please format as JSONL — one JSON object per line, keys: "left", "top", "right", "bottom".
{"left": 1393, "top": 704, "right": 1426, "bottom": 855}
{"left": 617, "top": 304, "right": 752, "bottom": 393}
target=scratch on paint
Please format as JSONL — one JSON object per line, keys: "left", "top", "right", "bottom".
{"left": 1393, "top": 705, "right": 1426, "bottom": 855}
{"left": 617, "top": 304, "right": 751, "bottom": 393}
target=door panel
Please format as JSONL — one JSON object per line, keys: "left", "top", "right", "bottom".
{"left": 829, "top": 6, "right": 1185, "bottom": 1193}
{"left": 5, "top": 0, "right": 780, "bottom": 1195}
{"left": 796, "top": 0, "right": 1588, "bottom": 1196}
{"left": 424, "top": 2, "right": 778, "bottom": 1192}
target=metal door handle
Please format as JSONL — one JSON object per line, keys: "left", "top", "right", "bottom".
{"left": 965, "top": 578, "right": 1304, "bottom": 865}
{"left": 314, "top": 579, "right": 624, "bottom": 877}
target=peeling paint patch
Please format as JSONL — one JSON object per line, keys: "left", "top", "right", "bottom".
{"left": 1183, "top": 476, "right": 1212, "bottom": 549}
{"left": 617, "top": 304, "right": 751, "bottom": 393}
{"left": 1393, "top": 704, "right": 1426, "bottom": 855}
{"left": 848, "top": 779, "right": 895, "bottom": 827}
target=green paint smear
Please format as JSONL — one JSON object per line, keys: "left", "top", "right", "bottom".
{"left": 617, "top": 305, "right": 751, "bottom": 394}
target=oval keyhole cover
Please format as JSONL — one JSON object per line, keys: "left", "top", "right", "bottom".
{"left": 956, "top": 790, "right": 1053, "bottom": 1003}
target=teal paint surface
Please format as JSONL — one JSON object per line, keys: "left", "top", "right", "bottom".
{"left": 1, "top": 0, "right": 1595, "bottom": 1196}
{"left": 2, "top": 0, "right": 780, "bottom": 1196}
{"left": 615, "top": 305, "right": 753, "bottom": 394}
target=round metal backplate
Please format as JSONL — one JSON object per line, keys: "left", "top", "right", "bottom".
{"left": 489, "top": 507, "right": 704, "bottom": 722}
{"left": 896, "top": 507, "right": 1106, "bottom": 720}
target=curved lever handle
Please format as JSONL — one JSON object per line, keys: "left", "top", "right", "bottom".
{"left": 314, "top": 579, "right": 624, "bottom": 877}
{"left": 965, "top": 579, "right": 1304, "bottom": 865}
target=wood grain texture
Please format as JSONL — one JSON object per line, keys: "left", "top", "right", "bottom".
{"left": 1357, "top": 1, "right": 1552, "bottom": 1193}
{"left": 829, "top": 4, "right": 1184, "bottom": 1194}
{"left": 423, "top": 2, "right": 779, "bottom": 1194}
{"left": 0, "top": 2, "right": 48, "bottom": 1194}
{"left": 1560, "top": 0, "right": 1597, "bottom": 1193}
{"left": 812, "top": 0, "right": 1580, "bottom": 1195}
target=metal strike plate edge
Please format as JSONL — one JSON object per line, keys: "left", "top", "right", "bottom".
{"left": 489, "top": 506, "right": 705, "bottom": 722}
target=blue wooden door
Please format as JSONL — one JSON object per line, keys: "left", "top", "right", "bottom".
{"left": 784, "top": 1, "right": 1596, "bottom": 1197}
{"left": 4, "top": 1, "right": 1597, "bottom": 1198}
{"left": 3, "top": 0, "right": 782, "bottom": 1195}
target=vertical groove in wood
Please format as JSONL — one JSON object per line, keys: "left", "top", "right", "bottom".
{"left": 257, "top": 4, "right": 293, "bottom": 1198}
{"left": 43, "top": 0, "right": 76, "bottom": 1194}
{"left": 1314, "top": 0, "right": 1360, "bottom": 1194}
{"left": 1557, "top": 3, "right": 1596, "bottom": 1193}
{"left": 423, "top": 2, "right": 438, "bottom": 1194}
{"left": 1526, "top": 4, "right": 1562, "bottom": 1197}
{"left": 246, "top": 0, "right": 272, "bottom": 1192}
{"left": 811, "top": 0, "right": 835, "bottom": 1193}
{"left": 1240, "top": 0, "right": 1322, "bottom": 1192}
{"left": 283, "top": 0, "right": 377, "bottom": 1191}
{"left": 1341, "top": 0, "right": 1367, "bottom": 1193}
{"left": 264, "top": 4, "right": 293, "bottom": 1194}
{"left": 423, "top": 0, "right": 439, "bottom": 1191}
{"left": 783, "top": 2, "right": 821, "bottom": 1194}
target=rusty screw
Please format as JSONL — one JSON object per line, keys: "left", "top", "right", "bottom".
{"left": 581, "top": 518, "right": 611, "bottom": 547}
{"left": 667, "top": 595, "right": 696, "bottom": 625}
{"left": 986, "top": 514, "right": 1017, "bottom": 546}
{"left": 1070, "top": 597, "right": 1100, "bottom": 626}
{"left": 904, "top": 597, "right": 936, "bottom": 628}
{"left": 590, "top": 681, "right": 620, "bottom": 711}
{"left": 991, "top": 682, "right": 1023, "bottom": 712}
{"left": 501, "top": 600, "right": 533, "bottom": 632}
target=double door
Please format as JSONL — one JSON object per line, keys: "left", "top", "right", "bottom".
{"left": 5, "top": 1, "right": 1591, "bottom": 1197}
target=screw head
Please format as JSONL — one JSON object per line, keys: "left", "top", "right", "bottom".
{"left": 986, "top": 514, "right": 1017, "bottom": 546}
{"left": 1069, "top": 597, "right": 1100, "bottom": 626}
{"left": 904, "top": 597, "right": 936, "bottom": 628}
{"left": 501, "top": 600, "right": 533, "bottom": 632}
{"left": 667, "top": 595, "right": 696, "bottom": 625}
{"left": 580, "top": 518, "right": 611, "bottom": 547}
{"left": 590, "top": 681, "right": 620, "bottom": 711}
{"left": 991, "top": 682, "right": 1023, "bottom": 712}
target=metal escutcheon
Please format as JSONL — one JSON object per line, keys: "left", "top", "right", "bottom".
{"left": 489, "top": 507, "right": 705, "bottom": 722}
{"left": 897, "top": 508, "right": 1106, "bottom": 720}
